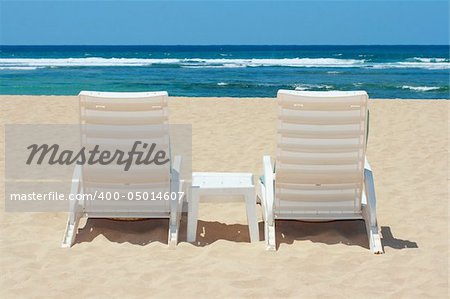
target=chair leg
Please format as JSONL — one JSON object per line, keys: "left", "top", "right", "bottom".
{"left": 363, "top": 159, "right": 383, "bottom": 254}
{"left": 61, "top": 212, "right": 81, "bottom": 248}
{"left": 245, "top": 190, "right": 259, "bottom": 243}
{"left": 169, "top": 201, "right": 183, "bottom": 249}
{"left": 362, "top": 201, "right": 384, "bottom": 254}
{"left": 63, "top": 170, "right": 82, "bottom": 248}
{"left": 258, "top": 182, "right": 267, "bottom": 221}
{"left": 187, "top": 188, "right": 199, "bottom": 243}
{"left": 259, "top": 181, "right": 276, "bottom": 250}
{"left": 265, "top": 220, "right": 276, "bottom": 251}
{"left": 367, "top": 224, "right": 383, "bottom": 254}
{"left": 168, "top": 220, "right": 179, "bottom": 249}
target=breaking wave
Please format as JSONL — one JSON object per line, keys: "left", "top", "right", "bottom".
{"left": 401, "top": 85, "right": 441, "bottom": 92}
{"left": 0, "top": 57, "right": 448, "bottom": 70}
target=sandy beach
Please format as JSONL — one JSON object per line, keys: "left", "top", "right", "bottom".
{"left": 0, "top": 96, "right": 448, "bottom": 298}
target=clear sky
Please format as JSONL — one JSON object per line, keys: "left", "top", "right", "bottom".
{"left": 0, "top": 0, "right": 448, "bottom": 45}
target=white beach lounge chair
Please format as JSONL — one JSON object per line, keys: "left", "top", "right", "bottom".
{"left": 259, "top": 90, "right": 383, "bottom": 253}
{"left": 62, "top": 91, "right": 183, "bottom": 248}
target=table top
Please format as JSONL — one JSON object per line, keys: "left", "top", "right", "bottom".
{"left": 192, "top": 172, "right": 254, "bottom": 189}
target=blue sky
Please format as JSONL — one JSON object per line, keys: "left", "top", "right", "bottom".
{"left": 0, "top": 1, "right": 448, "bottom": 45}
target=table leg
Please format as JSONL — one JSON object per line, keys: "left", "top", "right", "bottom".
{"left": 187, "top": 188, "right": 199, "bottom": 243}
{"left": 245, "top": 189, "right": 259, "bottom": 243}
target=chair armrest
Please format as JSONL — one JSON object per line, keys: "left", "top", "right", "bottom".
{"left": 172, "top": 155, "right": 182, "bottom": 176}
{"left": 170, "top": 155, "right": 183, "bottom": 225}
{"left": 69, "top": 164, "right": 83, "bottom": 221}
{"left": 364, "top": 157, "right": 377, "bottom": 226}
{"left": 263, "top": 155, "right": 275, "bottom": 225}
{"left": 70, "top": 164, "right": 82, "bottom": 196}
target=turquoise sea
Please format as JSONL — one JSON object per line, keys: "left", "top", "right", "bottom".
{"left": 0, "top": 45, "right": 449, "bottom": 99}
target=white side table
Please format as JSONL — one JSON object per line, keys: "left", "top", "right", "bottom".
{"left": 187, "top": 172, "right": 259, "bottom": 243}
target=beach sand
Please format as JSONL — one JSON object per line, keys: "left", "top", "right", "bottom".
{"left": 0, "top": 96, "right": 448, "bottom": 298}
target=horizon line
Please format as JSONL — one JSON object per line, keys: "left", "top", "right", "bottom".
{"left": 1, "top": 44, "right": 449, "bottom": 47}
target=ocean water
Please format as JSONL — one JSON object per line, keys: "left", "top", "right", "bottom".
{"left": 0, "top": 45, "right": 449, "bottom": 99}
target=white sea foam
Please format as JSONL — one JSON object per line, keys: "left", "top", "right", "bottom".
{"left": 0, "top": 57, "right": 365, "bottom": 69}
{"left": 181, "top": 58, "right": 364, "bottom": 68}
{"left": 0, "top": 66, "right": 41, "bottom": 70}
{"left": 372, "top": 57, "right": 450, "bottom": 70}
{"left": 0, "top": 57, "right": 180, "bottom": 67}
{"left": 247, "top": 58, "right": 364, "bottom": 67}
{"left": 401, "top": 85, "right": 440, "bottom": 92}
{"left": 411, "top": 57, "right": 448, "bottom": 63}
{"left": 294, "top": 84, "right": 333, "bottom": 91}
{"left": 372, "top": 61, "right": 450, "bottom": 70}
{"left": 217, "top": 82, "right": 228, "bottom": 86}
{"left": 181, "top": 64, "right": 246, "bottom": 69}
{"left": 1, "top": 57, "right": 448, "bottom": 70}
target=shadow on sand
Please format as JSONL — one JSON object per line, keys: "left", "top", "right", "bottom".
{"left": 380, "top": 226, "right": 418, "bottom": 250}
{"left": 74, "top": 218, "right": 170, "bottom": 246}
{"left": 73, "top": 217, "right": 418, "bottom": 251}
